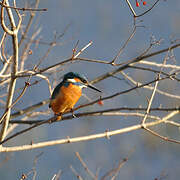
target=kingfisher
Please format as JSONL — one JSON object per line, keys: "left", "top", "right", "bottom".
{"left": 49, "top": 72, "right": 101, "bottom": 119}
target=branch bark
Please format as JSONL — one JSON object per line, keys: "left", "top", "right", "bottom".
{"left": 0, "top": 0, "right": 21, "bottom": 141}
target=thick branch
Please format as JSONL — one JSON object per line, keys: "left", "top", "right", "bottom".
{"left": 0, "top": 0, "right": 21, "bottom": 141}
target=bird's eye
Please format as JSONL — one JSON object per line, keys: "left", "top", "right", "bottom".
{"left": 81, "top": 78, "right": 87, "bottom": 83}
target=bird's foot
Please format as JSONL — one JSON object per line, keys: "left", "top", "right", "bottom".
{"left": 71, "top": 109, "right": 76, "bottom": 118}
{"left": 55, "top": 113, "right": 62, "bottom": 121}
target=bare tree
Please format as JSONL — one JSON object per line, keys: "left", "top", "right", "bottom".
{"left": 0, "top": 0, "right": 179, "bottom": 179}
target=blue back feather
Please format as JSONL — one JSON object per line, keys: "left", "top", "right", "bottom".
{"left": 51, "top": 82, "right": 63, "bottom": 100}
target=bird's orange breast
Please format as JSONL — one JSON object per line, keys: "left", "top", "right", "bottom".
{"left": 50, "top": 83, "right": 82, "bottom": 115}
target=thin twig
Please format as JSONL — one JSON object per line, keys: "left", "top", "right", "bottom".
{"left": 142, "top": 50, "right": 170, "bottom": 124}
{"left": 125, "top": 0, "right": 136, "bottom": 17}
{"left": 136, "top": 0, "right": 160, "bottom": 17}
{"left": 0, "top": 81, "right": 30, "bottom": 124}
{"left": 138, "top": 60, "right": 180, "bottom": 70}
{"left": 144, "top": 127, "right": 180, "bottom": 144}
{"left": 91, "top": 43, "right": 180, "bottom": 84}
{"left": 70, "top": 165, "right": 84, "bottom": 180}
{"left": 121, "top": 71, "right": 180, "bottom": 99}
{"left": 10, "top": 99, "right": 49, "bottom": 119}
{"left": 111, "top": 26, "right": 136, "bottom": 64}
{"left": 0, "top": 2, "right": 47, "bottom": 11}
{"left": 141, "top": 78, "right": 159, "bottom": 124}
{"left": 75, "top": 152, "right": 96, "bottom": 180}
{"left": 0, "top": 32, "right": 6, "bottom": 62}
{"left": 101, "top": 158, "right": 128, "bottom": 180}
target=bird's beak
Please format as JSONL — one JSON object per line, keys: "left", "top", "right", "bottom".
{"left": 87, "top": 84, "right": 102, "bottom": 92}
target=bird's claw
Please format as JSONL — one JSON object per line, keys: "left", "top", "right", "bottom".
{"left": 71, "top": 109, "right": 76, "bottom": 118}
{"left": 55, "top": 113, "right": 62, "bottom": 121}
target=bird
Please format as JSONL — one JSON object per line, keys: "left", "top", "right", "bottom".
{"left": 49, "top": 72, "right": 101, "bottom": 120}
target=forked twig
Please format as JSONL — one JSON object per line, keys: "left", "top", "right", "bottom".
{"left": 75, "top": 152, "right": 96, "bottom": 180}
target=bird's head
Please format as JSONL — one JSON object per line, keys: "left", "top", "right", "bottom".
{"left": 63, "top": 72, "right": 101, "bottom": 92}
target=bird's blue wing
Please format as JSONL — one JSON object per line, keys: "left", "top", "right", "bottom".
{"left": 50, "top": 82, "right": 63, "bottom": 100}
{"left": 49, "top": 82, "right": 63, "bottom": 108}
